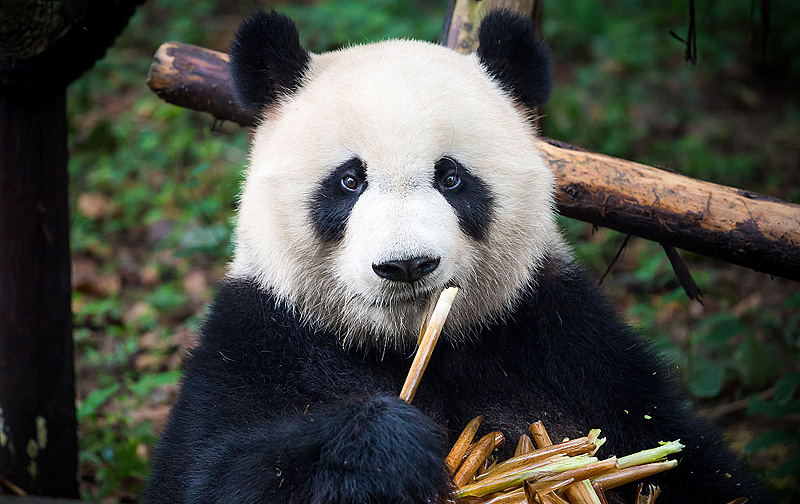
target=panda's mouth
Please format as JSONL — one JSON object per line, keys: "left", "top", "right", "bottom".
{"left": 370, "top": 279, "right": 460, "bottom": 306}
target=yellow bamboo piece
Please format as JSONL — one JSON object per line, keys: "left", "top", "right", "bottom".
{"left": 524, "top": 478, "right": 575, "bottom": 504}
{"left": 529, "top": 421, "right": 553, "bottom": 448}
{"left": 515, "top": 434, "right": 535, "bottom": 457}
{"left": 447, "top": 415, "right": 484, "bottom": 473}
{"left": 564, "top": 479, "right": 602, "bottom": 504}
{"left": 454, "top": 431, "right": 501, "bottom": 487}
{"left": 617, "top": 441, "right": 684, "bottom": 469}
{"left": 399, "top": 287, "right": 459, "bottom": 403}
{"left": 454, "top": 455, "right": 598, "bottom": 499}
{"left": 592, "top": 460, "right": 677, "bottom": 490}
{"left": 479, "top": 436, "right": 596, "bottom": 480}
{"left": 540, "top": 457, "right": 617, "bottom": 483}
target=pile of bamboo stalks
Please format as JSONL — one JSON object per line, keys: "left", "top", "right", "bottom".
{"left": 442, "top": 415, "right": 682, "bottom": 504}
{"left": 400, "top": 289, "right": 745, "bottom": 504}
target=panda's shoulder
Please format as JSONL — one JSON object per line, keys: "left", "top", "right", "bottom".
{"left": 201, "top": 279, "right": 298, "bottom": 344}
{"left": 514, "top": 254, "right": 648, "bottom": 353}
{"left": 185, "top": 278, "right": 322, "bottom": 374}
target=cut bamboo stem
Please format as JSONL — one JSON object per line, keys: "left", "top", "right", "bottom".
{"left": 515, "top": 434, "right": 535, "bottom": 457}
{"left": 594, "top": 460, "right": 678, "bottom": 490}
{"left": 617, "top": 441, "right": 684, "bottom": 469}
{"left": 447, "top": 415, "right": 485, "bottom": 473}
{"left": 454, "top": 455, "right": 598, "bottom": 499}
{"left": 524, "top": 478, "right": 575, "bottom": 504}
{"left": 399, "top": 287, "right": 459, "bottom": 403}
{"left": 417, "top": 290, "right": 439, "bottom": 346}
{"left": 564, "top": 479, "right": 603, "bottom": 504}
{"left": 454, "top": 431, "right": 502, "bottom": 487}
{"left": 540, "top": 457, "right": 618, "bottom": 483}
{"left": 592, "top": 481, "right": 610, "bottom": 504}
{"left": 529, "top": 421, "right": 553, "bottom": 448}
{"left": 591, "top": 460, "right": 678, "bottom": 490}
{"left": 634, "top": 484, "right": 661, "bottom": 504}
{"left": 479, "top": 436, "right": 596, "bottom": 480}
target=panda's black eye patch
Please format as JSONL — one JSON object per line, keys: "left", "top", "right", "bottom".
{"left": 433, "top": 157, "right": 494, "bottom": 241}
{"left": 311, "top": 157, "right": 367, "bottom": 241}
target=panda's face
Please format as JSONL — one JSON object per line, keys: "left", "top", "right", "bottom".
{"left": 231, "top": 33, "right": 559, "bottom": 350}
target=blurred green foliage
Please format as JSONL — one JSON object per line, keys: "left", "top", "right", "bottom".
{"left": 67, "top": 0, "right": 799, "bottom": 500}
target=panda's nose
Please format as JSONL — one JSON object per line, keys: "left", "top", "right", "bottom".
{"left": 372, "top": 256, "right": 440, "bottom": 283}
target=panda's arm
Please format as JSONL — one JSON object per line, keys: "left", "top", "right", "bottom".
{"left": 144, "top": 280, "right": 450, "bottom": 503}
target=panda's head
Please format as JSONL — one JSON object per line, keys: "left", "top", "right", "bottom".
{"left": 229, "top": 10, "right": 561, "bottom": 350}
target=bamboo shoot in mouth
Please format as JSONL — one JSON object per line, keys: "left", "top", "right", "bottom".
{"left": 399, "top": 287, "right": 459, "bottom": 404}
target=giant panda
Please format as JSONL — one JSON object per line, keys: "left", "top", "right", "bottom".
{"left": 144, "top": 10, "right": 774, "bottom": 504}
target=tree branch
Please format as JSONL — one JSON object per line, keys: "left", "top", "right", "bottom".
{"left": 145, "top": 38, "right": 800, "bottom": 281}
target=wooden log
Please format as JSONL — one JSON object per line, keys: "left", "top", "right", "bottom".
{"left": 541, "top": 138, "right": 800, "bottom": 281}
{"left": 147, "top": 42, "right": 255, "bottom": 127}
{"left": 146, "top": 41, "right": 800, "bottom": 280}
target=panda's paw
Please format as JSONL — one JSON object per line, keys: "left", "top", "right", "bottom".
{"left": 307, "top": 395, "right": 450, "bottom": 503}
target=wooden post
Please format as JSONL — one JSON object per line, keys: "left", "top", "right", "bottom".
{"left": 440, "top": 0, "right": 536, "bottom": 54}
{"left": 0, "top": 89, "right": 78, "bottom": 497}
{"left": 1, "top": 0, "right": 142, "bottom": 494}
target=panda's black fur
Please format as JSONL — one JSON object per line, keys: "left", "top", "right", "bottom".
{"left": 144, "top": 10, "right": 775, "bottom": 504}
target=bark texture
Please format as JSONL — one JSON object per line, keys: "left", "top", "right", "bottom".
{"left": 0, "top": 90, "right": 78, "bottom": 498}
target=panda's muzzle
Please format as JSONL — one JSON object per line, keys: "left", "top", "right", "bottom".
{"left": 372, "top": 256, "right": 440, "bottom": 283}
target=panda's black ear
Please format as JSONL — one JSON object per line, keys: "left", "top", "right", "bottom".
{"left": 229, "top": 10, "right": 310, "bottom": 114}
{"left": 477, "top": 10, "right": 552, "bottom": 109}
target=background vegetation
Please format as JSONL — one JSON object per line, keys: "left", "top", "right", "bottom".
{"left": 66, "top": 0, "right": 799, "bottom": 501}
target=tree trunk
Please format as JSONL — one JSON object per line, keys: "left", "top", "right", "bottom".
{"left": 0, "top": 89, "right": 78, "bottom": 498}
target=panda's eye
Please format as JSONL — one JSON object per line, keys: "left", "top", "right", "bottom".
{"left": 434, "top": 157, "right": 467, "bottom": 194}
{"left": 341, "top": 172, "right": 362, "bottom": 192}
{"left": 441, "top": 172, "right": 461, "bottom": 190}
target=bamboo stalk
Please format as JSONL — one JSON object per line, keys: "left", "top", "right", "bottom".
{"left": 540, "top": 457, "right": 618, "bottom": 483}
{"left": 634, "top": 484, "right": 661, "bottom": 504}
{"left": 591, "top": 481, "right": 610, "bottom": 504}
{"left": 472, "top": 487, "right": 528, "bottom": 504}
{"left": 529, "top": 421, "right": 553, "bottom": 448}
{"left": 453, "top": 455, "right": 598, "bottom": 499}
{"left": 524, "top": 478, "right": 575, "bottom": 504}
{"left": 564, "top": 479, "right": 603, "bottom": 504}
{"left": 592, "top": 460, "right": 678, "bottom": 490}
{"left": 447, "top": 415, "right": 484, "bottom": 473}
{"left": 494, "top": 431, "right": 507, "bottom": 448}
{"left": 617, "top": 441, "right": 684, "bottom": 469}
{"left": 515, "top": 434, "right": 535, "bottom": 457}
{"left": 399, "top": 287, "right": 459, "bottom": 403}
{"left": 454, "top": 431, "right": 502, "bottom": 487}
{"left": 417, "top": 290, "right": 439, "bottom": 346}
{"left": 476, "top": 454, "right": 571, "bottom": 486}
{"left": 479, "top": 436, "right": 596, "bottom": 480}
{"left": 0, "top": 474, "right": 28, "bottom": 496}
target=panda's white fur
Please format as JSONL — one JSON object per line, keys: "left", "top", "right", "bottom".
{"left": 229, "top": 39, "right": 563, "bottom": 350}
